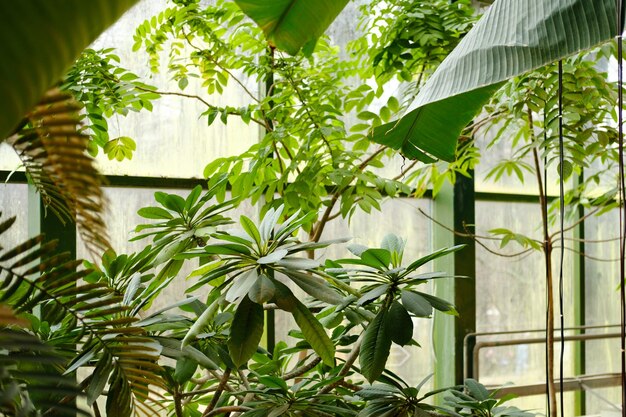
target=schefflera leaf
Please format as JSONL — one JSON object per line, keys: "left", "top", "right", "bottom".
{"left": 227, "top": 295, "right": 265, "bottom": 368}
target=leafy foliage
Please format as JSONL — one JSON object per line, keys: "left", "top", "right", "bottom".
{"left": 6, "top": 88, "right": 110, "bottom": 255}
{"left": 371, "top": 0, "right": 619, "bottom": 162}
{"left": 0, "top": 213, "right": 165, "bottom": 416}
{"left": 443, "top": 379, "right": 534, "bottom": 417}
{"left": 328, "top": 235, "right": 463, "bottom": 383}
{"left": 62, "top": 48, "right": 160, "bottom": 158}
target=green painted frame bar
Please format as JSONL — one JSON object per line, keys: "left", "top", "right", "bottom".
{"left": 432, "top": 171, "right": 477, "bottom": 396}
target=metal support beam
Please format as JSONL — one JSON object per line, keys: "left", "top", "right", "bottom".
{"left": 432, "top": 171, "right": 476, "bottom": 395}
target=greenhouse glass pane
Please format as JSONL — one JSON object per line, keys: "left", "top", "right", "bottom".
{"left": 0, "top": 183, "right": 29, "bottom": 249}
{"left": 475, "top": 200, "right": 578, "bottom": 411}
{"left": 0, "top": 144, "right": 22, "bottom": 171}
{"left": 584, "top": 208, "right": 621, "bottom": 415}
{"left": 86, "top": 0, "right": 261, "bottom": 179}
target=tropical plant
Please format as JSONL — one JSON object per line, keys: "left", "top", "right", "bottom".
{"left": 372, "top": 0, "right": 621, "bottom": 162}
{"left": 328, "top": 236, "right": 463, "bottom": 382}
{"left": 443, "top": 379, "right": 534, "bottom": 417}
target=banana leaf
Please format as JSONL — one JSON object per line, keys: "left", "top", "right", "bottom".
{"left": 0, "top": 0, "right": 138, "bottom": 140}
{"left": 372, "top": 0, "right": 621, "bottom": 161}
{"left": 234, "top": 0, "right": 349, "bottom": 55}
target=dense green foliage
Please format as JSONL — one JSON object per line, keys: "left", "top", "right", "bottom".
{"left": 2, "top": 0, "right": 623, "bottom": 416}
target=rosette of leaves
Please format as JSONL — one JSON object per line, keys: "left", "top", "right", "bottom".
{"left": 443, "top": 379, "right": 534, "bottom": 417}
{"left": 132, "top": 177, "right": 236, "bottom": 289}
{"left": 356, "top": 375, "right": 448, "bottom": 417}
{"left": 183, "top": 205, "right": 347, "bottom": 368}
{"left": 330, "top": 235, "right": 463, "bottom": 383}
{"left": 237, "top": 374, "right": 356, "bottom": 417}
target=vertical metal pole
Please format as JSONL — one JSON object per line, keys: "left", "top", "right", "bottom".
{"left": 573, "top": 174, "right": 586, "bottom": 416}
{"left": 454, "top": 171, "right": 476, "bottom": 385}
{"left": 433, "top": 182, "right": 456, "bottom": 396}
{"left": 432, "top": 170, "right": 476, "bottom": 395}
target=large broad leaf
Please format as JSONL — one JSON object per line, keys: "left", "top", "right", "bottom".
{"left": 227, "top": 295, "right": 265, "bottom": 368}
{"left": 372, "top": 0, "right": 619, "bottom": 161}
{"left": 234, "top": 0, "right": 349, "bottom": 55}
{"left": 273, "top": 281, "right": 335, "bottom": 366}
{"left": 360, "top": 308, "right": 392, "bottom": 383}
{"left": 0, "top": 0, "right": 138, "bottom": 140}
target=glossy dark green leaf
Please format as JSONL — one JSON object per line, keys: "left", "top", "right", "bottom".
{"left": 227, "top": 295, "right": 264, "bottom": 368}
{"left": 372, "top": 0, "right": 619, "bottom": 161}
{"left": 357, "top": 284, "right": 389, "bottom": 306}
{"left": 360, "top": 308, "right": 392, "bottom": 383}
{"left": 273, "top": 281, "right": 335, "bottom": 366}
{"left": 233, "top": 0, "right": 349, "bottom": 55}
{"left": 401, "top": 290, "right": 432, "bottom": 318}
{"left": 174, "top": 356, "right": 198, "bottom": 384}
{"left": 240, "top": 215, "right": 262, "bottom": 247}
{"left": 154, "top": 192, "right": 186, "bottom": 214}
{"left": 248, "top": 273, "right": 276, "bottom": 304}
{"left": 386, "top": 301, "right": 413, "bottom": 346}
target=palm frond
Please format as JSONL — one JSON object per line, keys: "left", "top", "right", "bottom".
{"left": 0, "top": 306, "right": 89, "bottom": 416}
{"left": 6, "top": 87, "right": 110, "bottom": 255}
{"left": 0, "top": 213, "right": 165, "bottom": 416}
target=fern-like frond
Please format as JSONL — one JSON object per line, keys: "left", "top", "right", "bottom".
{"left": 0, "top": 213, "right": 166, "bottom": 416}
{"left": 6, "top": 87, "right": 110, "bottom": 255}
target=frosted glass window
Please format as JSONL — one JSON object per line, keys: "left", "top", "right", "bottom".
{"left": 474, "top": 200, "right": 578, "bottom": 412}
{"left": 584, "top": 208, "right": 621, "bottom": 414}
{"left": 0, "top": 183, "right": 29, "bottom": 249}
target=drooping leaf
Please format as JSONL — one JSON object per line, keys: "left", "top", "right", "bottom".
{"left": 137, "top": 207, "right": 174, "bottom": 220}
{"left": 0, "top": 0, "right": 138, "bottom": 139}
{"left": 360, "top": 308, "right": 392, "bottom": 383}
{"left": 225, "top": 269, "right": 259, "bottom": 303}
{"left": 386, "top": 301, "right": 413, "bottom": 346}
{"left": 273, "top": 281, "right": 335, "bottom": 366}
{"left": 233, "top": 0, "right": 350, "bottom": 55}
{"left": 248, "top": 273, "right": 276, "bottom": 304}
{"left": 372, "top": 0, "right": 619, "bottom": 161}
{"left": 401, "top": 290, "right": 432, "bottom": 318}
{"left": 227, "top": 295, "right": 264, "bottom": 368}
{"left": 283, "top": 270, "right": 343, "bottom": 304}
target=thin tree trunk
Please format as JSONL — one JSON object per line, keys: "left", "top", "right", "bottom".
{"left": 532, "top": 142, "right": 557, "bottom": 417}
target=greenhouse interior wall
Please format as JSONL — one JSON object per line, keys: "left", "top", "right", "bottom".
{"left": 0, "top": 1, "right": 622, "bottom": 416}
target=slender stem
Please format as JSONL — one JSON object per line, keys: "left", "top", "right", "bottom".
{"left": 284, "top": 356, "right": 322, "bottom": 380}
{"left": 237, "top": 369, "right": 251, "bottom": 391}
{"left": 204, "top": 406, "right": 251, "bottom": 417}
{"left": 318, "top": 334, "right": 364, "bottom": 395}
{"left": 174, "top": 390, "right": 184, "bottom": 417}
{"left": 133, "top": 85, "right": 267, "bottom": 128}
{"left": 202, "top": 368, "right": 232, "bottom": 417}
{"left": 311, "top": 146, "right": 387, "bottom": 242}
{"left": 531, "top": 134, "right": 557, "bottom": 417}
